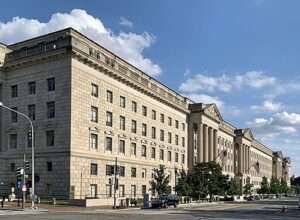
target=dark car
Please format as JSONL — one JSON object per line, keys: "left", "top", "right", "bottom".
{"left": 151, "top": 194, "right": 179, "bottom": 208}
{"left": 247, "top": 196, "right": 255, "bottom": 201}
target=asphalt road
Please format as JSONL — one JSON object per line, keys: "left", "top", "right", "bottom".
{"left": 0, "top": 197, "right": 299, "bottom": 220}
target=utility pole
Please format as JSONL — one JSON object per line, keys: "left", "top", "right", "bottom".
{"left": 113, "top": 157, "right": 117, "bottom": 209}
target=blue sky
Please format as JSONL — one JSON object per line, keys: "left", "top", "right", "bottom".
{"left": 1, "top": 0, "right": 299, "bottom": 176}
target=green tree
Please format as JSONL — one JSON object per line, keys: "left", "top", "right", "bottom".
{"left": 175, "top": 169, "right": 192, "bottom": 196}
{"left": 270, "top": 176, "right": 280, "bottom": 194}
{"left": 149, "top": 164, "right": 171, "bottom": 196}
{"left": 260, "top": 176, "right": 270, "bottom": 195}
{"left": 226, "top": 178, "right": 239, "bottom": 196}
{"left": 279, "top": 178, "right": 289, "bottom": 195}
{"left": 243, "top": 176, "right": 253, "bottom": 196}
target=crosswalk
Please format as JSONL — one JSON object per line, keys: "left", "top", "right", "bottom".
{"left": 0, "top": 209, "right": 41, "bottom": 216}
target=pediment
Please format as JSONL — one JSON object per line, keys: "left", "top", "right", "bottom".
{"left": 150, "top": 142, "right": 157, "bottom": 146}
{"left": 204, "top": 104, "right": 223, "bottom": 122}
{"left": 89, "top": 126, "right": 100, "bottom": 133}
{"left": 130, "top": 136, "right": 138, "bottom": 142}
{"left": 167, "top": 146, "right": 172, "bottom": 150}
{"left": 159, "top": 144, "right": 165, "bottom": 148}
{"left": 42, "top": 122, "right": 56, "bottom": 130}
{"left": 118, "top": 133, "right": 127, "bottom": 139}
{"left": 244, "top": 128, "right": 254, "bottom": 140}
{"left": 23, "top": 124, "right": 36, "bottom": 132}
{"left": 174, "top": 148, "right": 179, "bottom": 152}
{"left": 104, "top": 130, "right": 114, "bottom": 136}
{"left": 141, "top": 139, "right": 148, "bottom": 144}
{"left": 7, "top": 127, "right": 17, "bottom": 133}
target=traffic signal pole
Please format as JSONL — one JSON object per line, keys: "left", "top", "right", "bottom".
{"left": 113, "top": 157, "right": 117, "bottom": 209}
{"left": 22, "top": 154, "right": 25, "bottom": 210}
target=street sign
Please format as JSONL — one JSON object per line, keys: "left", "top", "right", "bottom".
{"left": 22, "top": 185, "right": 26, "bottom": 192}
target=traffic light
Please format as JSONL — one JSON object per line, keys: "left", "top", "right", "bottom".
{"left": 17, "top": 167, "right": 24, "bottom": 178}
{"left": 108, "top": 178, "right": 112, "bottom": 185}
{"left": 115, "top": 178, "right": 119, "bottom": 190}
{"left": 115, "top": 165, "right": 120, "bottom": 175}
{"left": 24, "top": 161, "right": 30, "bottom": 170}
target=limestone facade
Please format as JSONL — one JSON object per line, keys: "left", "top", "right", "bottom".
{"left": 0, "top": 28, "right": 291, "bottom": 199}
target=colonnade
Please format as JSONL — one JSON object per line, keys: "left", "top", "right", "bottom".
{"left": 238, "top": 143, "right": 250, "bottom": 174}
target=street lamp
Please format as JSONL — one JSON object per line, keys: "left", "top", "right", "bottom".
{"left": 0, "top": 102, "right": 36, "bottom": 209}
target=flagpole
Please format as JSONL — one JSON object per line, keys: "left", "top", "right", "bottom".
{"left": 214, "top": 149, "right": 226, "bottom": 161}
{"left": 245, "top": 161, "right": 259, "bottom": 174}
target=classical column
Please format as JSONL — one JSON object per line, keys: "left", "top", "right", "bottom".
{"left": 213, "top": 129, "right": 218, "bottom": 160}
{"left": 238, "top": 144, "right": 242, "bottom": 174}
{"left": 241, "top": 144, "right": 244, "bottom": 173}
{"left": 203, "top": 124, "right": 208, "bottom": 162}
{"left": 245, "top": 146, "right": 248, "bottom": 173}
{"left": 208, "top": 127, "right": 214, "bottom": 161}
{"left": 198, "top": 124, "right": 203, "bottom": 163}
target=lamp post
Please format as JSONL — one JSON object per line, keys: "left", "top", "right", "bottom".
{"left": 0, "top": 102, "right": 36, "bottom": 209}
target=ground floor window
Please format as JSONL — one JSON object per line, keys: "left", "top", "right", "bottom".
{"left": 90, "top": 184, "right": 97, "bottom": 198}
{"left": 106, "top": 184, "right": 112, "bottom": 197}
{"left": 131, "top": 185, "right": 136, "bottom": 198}
{"left": 119, "top": 185, "right": 125, "bottom": 197}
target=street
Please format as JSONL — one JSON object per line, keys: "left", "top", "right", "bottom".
{"left": 0, "top": 197, "right": 299, "bottom": 220}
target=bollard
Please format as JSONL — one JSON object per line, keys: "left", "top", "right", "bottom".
{"left": 53, "top": 198, "right": 56, "bottom": 205}
{"left": 281, "top": 206, "right": 285, "bottom": 212}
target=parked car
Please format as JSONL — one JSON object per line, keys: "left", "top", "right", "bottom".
{"left": 247, "top": 196, "right": 255, "bottom": 201}
{"left": 254, "top": 195, "right": 261, "bottom": 201}
{"left": 151, "top": 194, "right": 179, "bottom": 208}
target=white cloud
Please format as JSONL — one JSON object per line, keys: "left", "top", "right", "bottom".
{"left": 273, "top": 111, "right": 300, "bottom": 125}
{"left": 119, "top": 17, "right": 133, "bottom": 28}
{"left": 0, "top": 9, "right": 161, "bottom": 76}
{"left": 251, "top": 100, "right": 284, "bottom": 112}
{"left": 234, "top": 71, "right": 276, "bottom": 89}
{"left": 182, "top": 93, "right": 224, "bottom": 109}
{"left": 179, "top": 74, "right": 232, "bottom": 93}
{"left": 183, "top": 68, "right": 191, "bottom": 77}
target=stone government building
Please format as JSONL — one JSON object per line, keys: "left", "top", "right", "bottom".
{"left": 0, "top": 28, "right": 291, "bottom": 200}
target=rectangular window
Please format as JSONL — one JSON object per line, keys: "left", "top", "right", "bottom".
{"left": 142, "top": 145, "right": 146, "bottom": 157}
{"left": 10, "top": 134, "right": 17, "bottom": 149}
{"left": 119, "top": 166, "right": 125, "bottom": 177}
{"left": 160, "top": 149, "right": 164, "bottom": 160}
{"left": 175, "top": 135, "right": 179, "bottom": 145}
{"left": 182, "top": 123, "right": 185, "bottom": 131}
{"left": 168, "top": 132, "right": 172, "bottom": 143}
{"left": 168, "top": 117, "right": 172, "bottom": 126}
{"left": 131, "top": 167, "right": 137, "bottom": 177}
{"left": 47, "top": 162, "right": 52, "bottom": 171}
{"left": 175, "top": 153, "right": 179, "bottom": 163}
{"left": 151, "top": 110, "right": 156, "bottom": 120}
{"left": 120, "top": 96, "right": 126, "bottom": 108}
{"left": 28, "top": 105, "right": 35, "bottom": 121}
{"left": 131, "top": 143, "right": 136, "bottom": 156}
{"left": 182, "top": 137, "right": 185, "bottom": 147}
{"left": 10, "top": 163, "right": 15, "bottom": 172}
{"left": 107, "top": 90, "right": 113, "bottom": 103}
{"left": 90, "top": 134, "right": 98, "bottom": 149}
{"left": 106, "top": 111, "right": 113, "bottom": 127}
{"left": 142, "top": 123, "right": 147, "bottom": 136}
{"left": 168, "top": 151, "right": 172, "bottom": 162}
{"left": 131, "top": 120, "right": 137, "bottom": 133}
{"left": 142, "top": 106, "right": 147, "bottom": 116}
{"left": 11, "top": 85, "right": 18, "bottom": 98}
{"left": 132, "top": 101, "right": 137, "bottom": 112}
{"left": 91, "top": 106, "right": 98, "bottom": 122}
{"left": 119, "top": 140, "right": 125, "bottom": 154}
{"left": 46, "top": 130, "right": 54, "bottom": 146}
{"left": 142, "top": 169, "right": 147, "bottom": 178}
{"left": 175, "top": 120, "right": 179, "bottom": 129}
{"left": 120, "top": 116, "right": 125, "bottom": 130}
{"left": 47, "top": 102, "right": 55, "bottom": 118}
{"left": 106, "top": 184, "right": 112, "bottom": 197}
{"left": 119, "top": 185, "right": 125, "bottom": 197}
{"left": 91, "top": 184, "right": 97, "bottom": 198}
{"left": 91, "top": 84, "right": 98, "bottom": 97}
{"left": 160, "top": 130, "right": 164, "bottom": 141}
{"left": 181, "top": 154, "right": 185, "bottom": 164}
{"left": 106, "top": 137, "right": 112, "bottom": 151}
{"left": 151, "top": 147, "right": 156, "bottom": 159}
{"left": 131, "top": 185, "right": 136, "bottom": 198}
{"left": 142, "top": 185, "right": 147, "bottom": 195}
{"left": 28, "top": 82, "right": 36, "bottom": 95}
{"left": 11, "top": 107, "right": 18, "bottom": 123}
{"left": 90, "top": 163, "right": 98, "bottom": 175}
{"left": 160, "top": 113, "right": 164, "bottom": 123}
{"left": 47, "top": 78, "right": 55, "bottom": 91}
{"left": 106, "top": 165, "right": 114, "bottom": 176}
{"left": 151, "top": 127, "right": 156, "bottom": 139}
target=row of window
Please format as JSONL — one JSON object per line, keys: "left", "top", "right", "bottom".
{"left": 91, "top": 84, "right": 185, "bottom": 131}
{"left": 10, "top": 161, "right": 52, "bottom": 172}
{"left": 11, "top": 78, "right": 55, "bottom": 98}
{"left": 90, "top": 135, "right": 185, "bottom": 163}
{"left": 91, "top": 184, "right": 148, "bottom": 198}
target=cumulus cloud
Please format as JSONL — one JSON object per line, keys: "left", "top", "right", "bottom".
{"left": 0, "top": 9, "right": 161, "bottom": 76}
{"left": 119, "top": 17, "right": 133, "bottom": 28}
{"left": 179, "top": 74, "right": 232, "bottom": 93}
{"left": 251, "top": 100, "right": 284, "bottom": 112}
{"left": 234, "top": 71, "right": 277, "bottom": 88}
{"left": 182, "top": 93, "right": 224, "bottom": 109}
{"left": 247, "top": 111, "right": 300, "bottom": 140}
